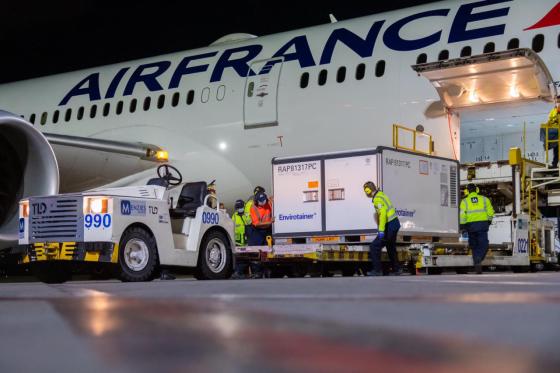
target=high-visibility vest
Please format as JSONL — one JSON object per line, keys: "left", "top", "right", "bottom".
{"left": 251, "top": 203, "right": 272, "bottom": 226}
{"left": 460, "top": 192, "right": 495, "bottom": 225}
{"left": 549, "top": 107, "right": 559, "bottom": 127}
{"left": 233, "top": 213, "right": 249, "bottom": 246}
{"left": 372, "top": 191, "right": 397, "bottom": 232}
{"left": 243, "top": 199, "right": 254, "bottom": 225}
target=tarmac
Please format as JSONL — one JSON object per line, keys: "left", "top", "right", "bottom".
{"left": 1, "top": 272, "right": 559, "bottom": 372}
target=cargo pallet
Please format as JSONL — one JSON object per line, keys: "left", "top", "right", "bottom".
{"left": 234, "top": 242, "right": 416, "bottom": 278}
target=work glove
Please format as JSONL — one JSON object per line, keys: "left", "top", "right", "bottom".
{"left": 378, "top": 231, "right": 385, "bottom": 239}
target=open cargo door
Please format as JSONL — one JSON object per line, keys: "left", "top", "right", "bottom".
{"left": 412, "top": 48, "right": 557, "bottom": 110}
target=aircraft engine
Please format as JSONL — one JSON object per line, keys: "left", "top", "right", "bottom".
{"left": 0, "top": 111, "right": 59, "bottom": 248}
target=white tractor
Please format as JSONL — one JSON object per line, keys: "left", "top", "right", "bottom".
{"left": 18, "top": 165, "right": 235, "bottom": 283}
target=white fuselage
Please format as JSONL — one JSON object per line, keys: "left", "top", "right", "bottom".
{"left": 0, "top": 0, "right": 559, "bottom": 207}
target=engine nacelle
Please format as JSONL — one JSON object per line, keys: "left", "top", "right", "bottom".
{"left": 0, "top": 111, "right": 59, "bottom": 248}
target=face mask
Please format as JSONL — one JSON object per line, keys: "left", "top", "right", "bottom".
{"left": 237, "top": 209, "right": 244, "bottom": 214}
{"left": 258, "top": 199, "right": 266, "bottom": 206}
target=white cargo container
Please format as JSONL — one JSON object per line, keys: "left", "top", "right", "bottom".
{"left": 272, "top": 147, "right": 459, "bottom": 239}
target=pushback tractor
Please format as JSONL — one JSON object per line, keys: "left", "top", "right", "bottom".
{"left": 18, "top": 165, "right": 235, "bottom": 283}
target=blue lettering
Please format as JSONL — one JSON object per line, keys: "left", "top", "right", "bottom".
{"left": 105, "top": 67, "right": 130, "bottom": 99}
{"left": 272, "top": 35, "right": 315, "bottom": 68}
{"left": 321, "top": 22, "right": 385, "bottom": 64}
{"left": 121, "top": 200, "right": 131, "bottom": 215}
{"left": 383, "top": 9, "right": 450, "bottom": 51}
{"left": 59, "top": 73, "right": 101, "bottom": 106}
{"left": 123, "top": 61, "right": 171, "bottom": 96}
{"left": 449, "top": 0, "right": 511, "bottom": 43}
{"left": 168, "top": 52, "right": 218, "bottom": 89}
{"left": 210, "top": 45, "right": 262, "bottom": 82}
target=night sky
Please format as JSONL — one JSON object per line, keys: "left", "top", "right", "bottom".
{"left": 1, "top": 0, "right": 439, "bottom": 84}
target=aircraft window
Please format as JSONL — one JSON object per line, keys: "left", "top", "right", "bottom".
{"left": 116, "top": 101, "right": 123, "bottom": 115}
{"left": 318, "top": 69, "right": 327, "bottom": 86}
{"left": 532, "top": 34, "right": 544, "bottom": 53}
{"left": 77, "top": 106, "right": 84, "bottom": 120}
{"left": 143, "top": 97, "right": 151, "bottom": 111}
{"left": 507, "top": 38, "right": 519, "bottom": 50}
{"left": 201, "top": 87, "right": 210, "bottom": 103}
{"left": 29, "top": 113, "right": 36, "bottom": 124}
{"left": 65, "top": 108, "right": 72, "bottom": 122}
{"left": 300, "top": 72, "right": 309, "bottom": 88}
{"left": 172, "top": 92, "right": 180, "bottom": 107}
{"left": 187, "top": 90, "right": 195, "bottom": 105}
{"left": 375, "top": 60, "right": 386, "bottom": 77}
{"left": 157, "top": 94, "right": 165, "bottom": 109}
{"left": 336, "top": 67, "right": 346, "bottom": 83}
{"left": 130, "top": 98, "right": 137, "bottom": 113}
{"left": 52, "top": 110, "right": 59, "bottom": 124}
{"left": 460, "top": 46, "right": 472, "bottom": 57}
{"left": 416, "top": 53, "right": 427, "bottom": 64}
{"left": 438, "top": 50, "right": 449, "bottom": 61}
{"left": 483, "top": 42, "right": 495, "bottom": 53}
{"left": 90, "top": 105, "right": 97, "bottom": 119}
{"left": 40, "top": 112, "right": 48, "bottom": 125}
{"left": 356, "top": 63, "right": 366, "bottom": 80}
{"left": 247, "top": 82, "right": 254, "bottom": 97}
{"left": 217, "top": 85, "right": 226, "bottom": 101}
{"left": 103, "top": 102, "right": 110, "bottom": 117}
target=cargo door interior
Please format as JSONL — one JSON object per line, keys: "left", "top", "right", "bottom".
{"left": 412, "top": 48, "right": 558, "bottom": 163}
{"left": 412, "top": 48, "right": 557, "bottom": 110}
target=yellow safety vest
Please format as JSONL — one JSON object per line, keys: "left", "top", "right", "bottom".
{"left": 459, "top": 192, "right": 495, "bottom": 225}
{"left": 243, "top": 199, "right": 254, "bottom": 225}
{"left": 233, "top": 213, "right": 249, "bottom": 246}
{"left": 372, "top": 191, "right": 397, "bottom": 232}
{"left": 548, "top": 107, "right": 559, "bottom": 127}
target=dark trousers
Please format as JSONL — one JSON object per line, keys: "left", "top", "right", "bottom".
{"left": 235, "top": 261, "right": 262, "bottom": 276}
{"left": 369, "top": 219, "right": 401, "bottom": 273}
{"left": 247, "top": 226, "right": 271, "bottom": 246}
{"left": 468, "top": 230, "right": 489, "bottom": 265}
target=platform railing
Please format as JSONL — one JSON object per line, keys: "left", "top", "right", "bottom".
{"left": 392, "top": 124, "right": 433, "bottom": 155}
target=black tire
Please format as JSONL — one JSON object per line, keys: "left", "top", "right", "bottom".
{"left": 118, "top": 227, "right": 159, "bottom": 282}
{"left": 194, "top": 230, "right": 233, "bottom": 280}
{"left": 31, "top": 262, "right": 72, "bottom": 284}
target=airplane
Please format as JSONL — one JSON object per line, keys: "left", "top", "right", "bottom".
{"left": 0, "top": 0, "right": 559, "bottom": 247}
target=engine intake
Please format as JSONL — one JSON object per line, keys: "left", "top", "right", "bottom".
{"left": 0, "top": 111, "right": 59, "bottom": 248}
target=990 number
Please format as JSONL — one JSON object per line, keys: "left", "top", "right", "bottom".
{"left": 202, "top": 212, "right": 219, "bottom": 225}
{"left": 85, "top": 214, "right": 112, "bottom": 229}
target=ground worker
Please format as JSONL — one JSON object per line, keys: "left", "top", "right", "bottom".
{"left": 460, "top": 183, "right": 495, "bottom": 274}
{"left": 233, "top": 199, "right": 249, "bottom": 246}
{"left": 363, "top": 181, "right": 401, "bottom": 276}
{"left": 231, "top": 199, "right": 258, "bottom": 279}
{"left": 249, "top": 191, "right": 273, "bottom": 246}
{"left": 244, "top": 186, "right": 265, "bottom": 244}
{"left": 540, "top": 99, "right": 560, "bottom": 168}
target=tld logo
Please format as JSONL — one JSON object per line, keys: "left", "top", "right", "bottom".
{"left": 32, "top": 202, "right": 47, "bottom": 215}
{"left": 18, "top": 218, "right": 25, "bottom": 233}
{"left": 121, "top": 200, "right": 131, "bottom": 215}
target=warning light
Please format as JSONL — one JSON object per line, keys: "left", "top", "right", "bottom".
{"left": 156, "top": 150, "right": 169, "bottom": 162}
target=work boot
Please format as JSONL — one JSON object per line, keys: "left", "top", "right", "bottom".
{"left": 474, "top": 263, "right": 483, "bottom": 275}
{"left": 230, "top": 272, "right": 246, "bottom": 280}
{"left": 160, "top": 270, "right": 176, "bottom": 280}
{"left": 250, "top": 272, "right": 264, "bottom": 279}
{"left": 366, "top": 271, "right": 383, "bottom": 277}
